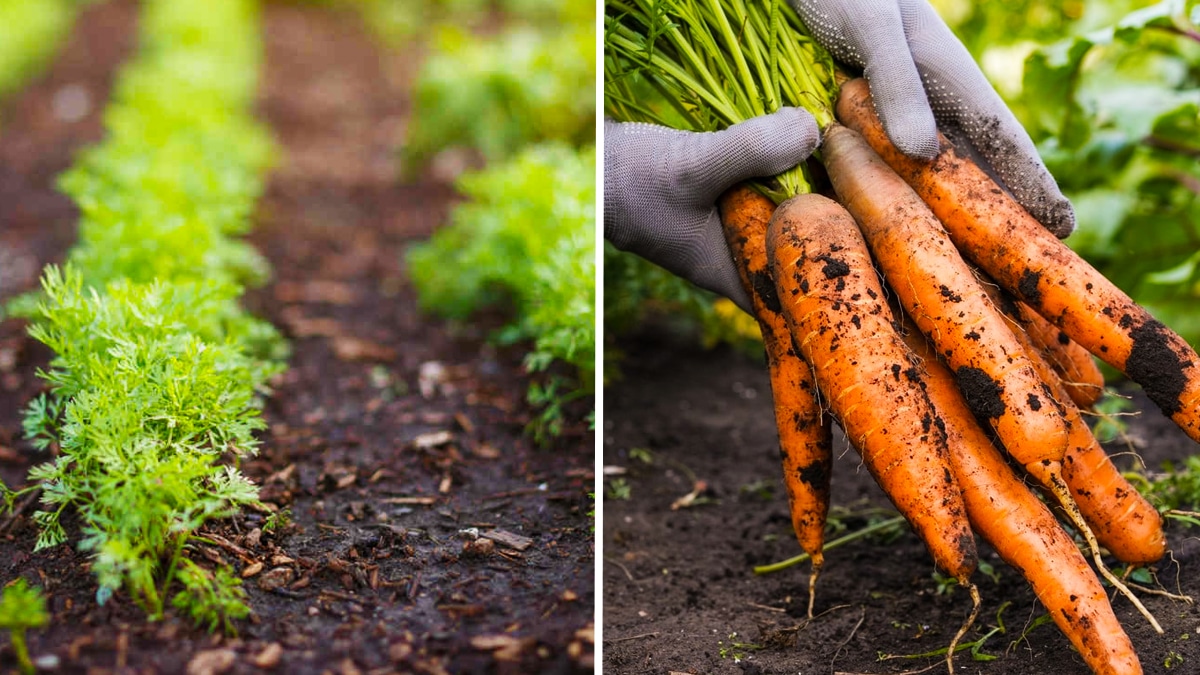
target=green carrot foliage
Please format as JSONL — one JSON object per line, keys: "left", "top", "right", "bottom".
{"left": 604, "top": 0, "right": 837, "bottom": 202}
{"left": 402, "top": 22, "right": 595, "bottom": 173}
{"left": 407, "top": 144, "right": 596, "bottom": 405}
{"left": 0, "top": 0, "right": 79, "bottom": 108}
{"left": 2, "top": 0, "right": 281, "bottom": 632}
{"left": 0, "top": 579, "right": 48, "bottom": 675}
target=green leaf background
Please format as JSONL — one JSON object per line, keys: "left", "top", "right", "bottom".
{"left": 938, "top": 0, "right": 1200, "bottom": 347}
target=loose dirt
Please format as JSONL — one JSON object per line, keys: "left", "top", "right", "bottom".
{"left": 603, "top": 327, "right": 1200, "bottom": 675}
{"left": 0, "top": 3, "right": 594, "bottom": 674}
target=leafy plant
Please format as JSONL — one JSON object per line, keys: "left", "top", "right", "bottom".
{"left": 628, "top": 447, "right": 654, "bottom": 465}
{"left": 342, "top": 0, "right": 593, "bottom": 45}
{"left": 402, "top": 22, "right": 595, "bottom": 173}
{"left": 717, "top": 632, "right": 762, "bottom": 663}
{"left": 0, "top": 0, "right": 78, "bottom": 106}
{"left": 606, "top": 477, "right": 632, "bottom": 501}
{"left": 0, "top": 579, "right": 48, "bottom": 675}
{"left": 407, "top": 144, "right": 595, "bottom": 437}
{"left": 263, "top": 507, "right": 293, "bottom": 534}
{"left": 2, "top": 0, "right": 281, "bottom": 631}
{"left": 1136, "top": 454, "right": 1200, "bottom": 512}
{"left": 172, "top": 560, "right": 251, "bottom": 635}
{"left": 603, "top": 245, "right": 764, "bottom": 379}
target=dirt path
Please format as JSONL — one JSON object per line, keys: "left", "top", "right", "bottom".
{"left": 603, "top": 330, "right": 1200, "bottom": 675}
{"left": 0, "top": 3, "right": 594, "bottom": 674}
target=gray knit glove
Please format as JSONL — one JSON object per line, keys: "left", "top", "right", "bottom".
{"left": 605, "top": 108, "right": 821, "bottom": 312}
{"left": 792, "top": 0, "right": 1075, "bottom": 237}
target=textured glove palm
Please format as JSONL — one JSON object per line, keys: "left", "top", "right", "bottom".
{"left": 604, "top": 108, "right": 820, "bottom": 312}
{"left": 792, "top": 0, "right": 1075, "bottom": 237}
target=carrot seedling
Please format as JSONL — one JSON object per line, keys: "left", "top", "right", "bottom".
{"left": 0, "top": 579, "right": 48, "bottom": 675}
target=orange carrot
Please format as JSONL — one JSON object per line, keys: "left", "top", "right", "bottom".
{"left": 979, "top": 284, "right": 1166, "bottom": 564}
{"left": 1018, "top": 302, "right": 1106, "bottom": 408}
{"left": 718, "top": 185, "right": 833, "bottom": 617}
{"left": 901, "top": 323, "right": 1143, "bottom": 675}
{"left": 766, "top": 192, "right": 977, "bottom": 586}
{"left": 820, "top": 123, "right": 1070, "bottom": 478}
{"left": 835, "top": 77, "right": 1200, "bottom": 444}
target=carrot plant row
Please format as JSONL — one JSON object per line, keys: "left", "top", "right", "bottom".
{"left": 348, "top": 0, "right": 592, "bottom": 54}
{"left": 405, "top": 6, "right": 595, "bottom": 442}
{"left": 401, "top": 14, "right": 594, "bottom": 174}
{"left": 1, "top": 0, "right": 282, "bottom": 632}
{"left": 605, "top": 1, "right": 1199, "bottom": 672}
{"left": 0, "top": 0, "right": 78, "bottom": 110}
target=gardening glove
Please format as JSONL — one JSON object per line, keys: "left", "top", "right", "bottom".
{"left": 605, "top": 107, "right": 821, "bottom": 314}
{"left": 791, "top": 0, "right": 1076, "bottom": 237}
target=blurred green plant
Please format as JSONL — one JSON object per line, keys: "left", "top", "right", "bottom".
{"left": 0, "top": 0, "right": 78, "bottom": 110}
{"left": 341, "top": 0, "right": 593, "bottom": 45}
{"left": 407, "top": 144, "right": 595, "bottom": 441}
{"left": 0, "top": 579, "right": 48, "bottom": 675}
{"left": 402, "top": 23, "right": 595, "bottom": 173}
{"left": 603, "top": 245, "right": 764, "bottom": 378}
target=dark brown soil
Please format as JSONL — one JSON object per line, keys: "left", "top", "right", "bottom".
{"left": 603, "top": 327, "right": 1200, "bottom": 675}
{"left": 0, "top": 2, "right": 594, "bottom": 674}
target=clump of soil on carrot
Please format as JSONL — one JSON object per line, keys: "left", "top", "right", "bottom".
{"left": 0, "top": 3, "right": 593, "bottom": 674}
{"left": 1126, "top": 320, "right": 1189, "bottom": 417}
{"left": 604, "top": 326, "right": 1200, "bottom": 675}
{"left": 955, "top": 365, "right": 1006, "bottom": 421}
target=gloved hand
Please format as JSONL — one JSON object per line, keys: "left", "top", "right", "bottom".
{"left": 604, "top": 108, "right": 821, "bottom": 313}
{"left": 791, "top": 0, "right": 1075, "bottom": 237}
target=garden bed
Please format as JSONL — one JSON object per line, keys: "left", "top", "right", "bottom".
{"left": 0, "top": 2, "right": 593, "bottom": 673}
{"left": 603, "top": 327, "right": 1200, "bottom": 675}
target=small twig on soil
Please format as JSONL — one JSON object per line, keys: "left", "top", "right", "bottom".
{"left": 669, "top": 480, "right": 709, "bottom": 510}
{"left": 604, "top": 557, "right": 636, "bottom": 583}
{"left": 747, "top": 602, "right": 787, "bottom": 613}
{"left": 798, "top": 603, "right": 854, "bottom": 630}
{"left": 830, "top": 606, "right": 866, "bottom": 670}
{"left": 381, "top": 496, "right": 438, "bottom": 505}
{"left": 194, "top": 531, "right": 256, "bottom": 564}
{"left": 605, "top": 632, "right": 659, "bottom": 643}
{"left": 481, "top": 529, "right": 533, "bottom": 551}
{"left": 319, "top": 589, "right": 376, "bottom": 605}
{"left": 270, "top": 588, "right": 311, "bottom": 600}
{"left": 485, "top": 487, "right": 547, "bottom": 500}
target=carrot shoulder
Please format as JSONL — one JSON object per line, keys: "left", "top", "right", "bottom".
{"left": 835, "top": 77, "right": 1200, "bottom": 444}
{"left": 821, "top": 122, "right": 1069, "bottom": 474}
{"left": 718, "top": 186, "right": 833, "bottom": 614}
{"left": 902, "top": 325, "right": 1143, "bottom": 675}
{"left": 766, "top": 192, "right": 976, "bottom": 583}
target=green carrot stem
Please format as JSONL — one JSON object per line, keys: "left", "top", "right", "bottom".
{"left": 604, "top": 0, "right": 837, "bottom": 201}
{"left": 753, "top": 515, "right": 907, "bottom": 574}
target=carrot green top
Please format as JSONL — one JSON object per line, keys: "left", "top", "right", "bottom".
{"left": 604, "top": 0, "right": 838, "bottom": 202}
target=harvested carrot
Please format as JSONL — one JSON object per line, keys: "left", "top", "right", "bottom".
{"left": 901, "top": 322, "right": 1143, "bottom": 675}
{"left": 766, "top": 192, "right": 977, "bottom": 587}
{"left": 718, "top": 185, "right": 833, "bottom": 617}
{"left": 1061, "top": 421, "right": 1167, "bottom": 565}
{"left": 835, "top": 77, "right": 1200, "bottom": 444}
{"left": 1018, "top": 302, "right": 1106, "bottom": 408}
{"left": 980, "top": 285, "right": 1166, "bottom": 564}
{"left": 820, "top": 122, "right": 1070, "bottom": 478}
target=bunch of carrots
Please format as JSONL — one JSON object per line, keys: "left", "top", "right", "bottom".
{"left": 605, "top": 2, "right": 1200, "bottom": 674}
